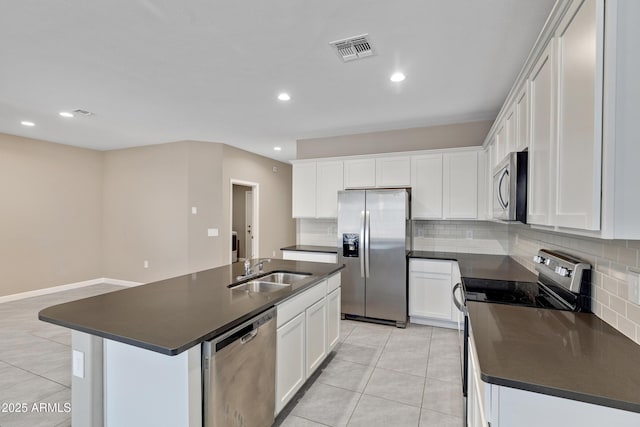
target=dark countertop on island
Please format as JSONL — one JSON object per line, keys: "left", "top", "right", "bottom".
{"left": 408, "top": 251, "right": 538, "bottom": 282}
{"left": 39, "top": 260, "right": 343, "bottom": 356}
{"left": 281, "top": 245, "right": 338, "bottom": 253}
{"left": 467, "top": 301, "right": 640, "bottom": 413}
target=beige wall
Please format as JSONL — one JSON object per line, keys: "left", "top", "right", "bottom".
{"left": 0, "top": 133, "right": 103, "bottom": 297}
{"left": 102, "top": 142, "right": 190, "bottom": 283}
{"left": 296, "top": 120, "right": 493, "bottom": 159}
{"left": 222, "top": 145, "right": 295, "bottom": 261}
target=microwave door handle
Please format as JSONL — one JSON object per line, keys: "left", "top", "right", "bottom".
{"left": 360, "top": 211, "right": 365, "bottom": 278}
{"left": 498, "top": 169, "right": 509, "bottom": 209}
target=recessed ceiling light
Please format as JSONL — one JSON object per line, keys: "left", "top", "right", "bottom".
{"left": 20, "top": 121, "right": 35, "bottom": 127}
{"left": 274, "top": 146, "right": 282, "bottom": 151}
{"left": 59, "top": 111, "right": 74, "bottom": 118}
{"left": 390, "top": 72, "right": 406, "bottom": 82}
{"left": 277, "top": 93, "right": 291, "bottom": 101}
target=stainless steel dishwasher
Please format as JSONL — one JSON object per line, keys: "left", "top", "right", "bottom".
{"left": 203, "top": 307, "right": 276, "bottom": 427}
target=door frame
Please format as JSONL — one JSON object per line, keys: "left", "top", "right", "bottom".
{"left": 245, "top": 190, "right": 253, "bottom": 260}
{"left": 229, "top": 179, "right": 259, "bottom": 264}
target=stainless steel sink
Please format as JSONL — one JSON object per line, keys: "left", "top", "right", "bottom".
{"left": 230, "top": 271, "right": 311, "bottom": 293}
{"left": 231, "top": 281, "right": 291, "bottom": 293}
{"left": 259, "top": 272, "right": 310, "bottom": 284}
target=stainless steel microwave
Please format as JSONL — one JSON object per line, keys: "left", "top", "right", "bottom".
{"left": 493, "top": 151, "right": 527, "bottom": 223}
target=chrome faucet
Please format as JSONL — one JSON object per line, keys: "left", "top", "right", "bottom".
{"left": 243, "top": 258, "right": 271, "bottom": 277}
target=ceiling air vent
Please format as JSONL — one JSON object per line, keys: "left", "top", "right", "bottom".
{"left": 72, "top": 109, "right": 95, "bottom": 116}
{"left": 329, "top": 34, "right": 374, "bottom": 62}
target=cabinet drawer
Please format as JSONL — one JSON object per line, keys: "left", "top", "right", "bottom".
{"left": 276, "top": 279, "right": 327, "bottom": 328}
{"left": 409, "top": 259, "right": 453, "bottom": 274}
{"left": 327, "top": 272, "right": 341, "bottom": 293}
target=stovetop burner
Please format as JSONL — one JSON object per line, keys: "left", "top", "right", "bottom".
{"left": 463, "top": 278, "right": 572, "bottom": 310}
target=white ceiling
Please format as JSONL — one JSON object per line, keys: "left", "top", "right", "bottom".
{"left": 0, "top": 0, "right": 556, "bottom": 161}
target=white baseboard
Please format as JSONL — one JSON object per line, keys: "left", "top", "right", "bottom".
{"left": 0, "top": 277, "right": 144, "bottom": 304}
{"left": 100, "top": 278, "right": 144, "bottom": 287}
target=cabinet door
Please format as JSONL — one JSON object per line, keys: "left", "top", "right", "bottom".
{"left": 276, "top": 313, "right": 305, "bottom": 414}
{"left": 515, "top": 84, "right": 530, "bottom": 151}
{"left": 305, "top": 298, "right": 327, "bottom": 377}
{"left": 376, "top": 157, "right": 411, "bottom": 187}
{"left": 554, "top": 0, "right": 602, "bottom": 230}
{"left": 316, "top": 161, "right": 344, "bottom": 218}
{"left": 505, "top": 106, "right": 516, "bottom": 154}
{"left": 495, "top": 123, "right": 506, "bottom": 165}
{"left": 528, "top": 42, "right": 555, "bottom": 226}
{"left": 292, "top": 163, "right": 317, "bottom": 218}
{"left": 411, "top": 154, "right": 443, "bottom": 219}
{"left": 344, "top": 159, "right": 376, "bottom": 188}
{"left": 326, "top": 288, "right": 341, "bottom": 353}
{"left": 443, "top": 151, "right": 478, "bottom": 219}
{"left": 409, "top": 272, "right": 453, "bottom": 321}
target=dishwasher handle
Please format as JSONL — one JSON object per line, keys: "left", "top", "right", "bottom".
{"left": 240, "top": 329, "right": 258, "bottom": 344}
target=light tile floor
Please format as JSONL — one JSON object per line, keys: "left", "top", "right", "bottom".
{"left": 276, "top": 320, "right": 464, "bottom": 427}
{"left": 0, "top": 284, "right": 124, "bottom": 427}
{"left": 1, "top": 285, "right": 463, "bottom": 427}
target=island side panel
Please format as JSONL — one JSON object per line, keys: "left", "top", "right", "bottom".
{"left": 103, "top": 339, "right": 202, "bottom": 427}
{"left": 72, "top": 331, "right": 104, "bottom": 427}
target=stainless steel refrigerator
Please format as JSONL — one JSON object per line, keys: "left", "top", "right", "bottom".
{"left": 337, "top": 189, "right": 411, "bottom": 328}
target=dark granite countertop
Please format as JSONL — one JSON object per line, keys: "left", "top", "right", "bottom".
{"left": 408, "top": 251, "right": 538, "bottom": 282}
{"left": 39, "top": 260, "right": 343, "bottom": 356}
{"left": 467, "top": 302, "right": 640, "bottom": 413}
{"left": 281, "top": 245, "right": 338, "bottom": 254}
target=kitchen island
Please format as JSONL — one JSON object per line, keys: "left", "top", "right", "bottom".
{"left": 38, "top": 259, "right": 344, "bottom": 427}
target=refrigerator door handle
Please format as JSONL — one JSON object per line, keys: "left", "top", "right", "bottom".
{"left": 360, "top": 210, "right": 365, "bottom": 278}
{"left": 365, "top": 210, "right": 371, "bottom": 278}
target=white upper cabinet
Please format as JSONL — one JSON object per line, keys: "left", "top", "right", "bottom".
{"left": 316, "top": 161, "right": 344, "bottom": 218}
{"left": 494, "top": 123, "right": 506, "bottom": 165}
{"left": 505, "top": 106, "right": 516, "bottom": 155}
{"left": 553, "top": 0, "right": 602, "bottom": 230}
{"left": 443, "top": 151, "right": 478, "bottom": 219}
{"left": 515, "top": 84, "right": 530, "bottom": 151}
{"left": 292, "top": 161, "right": 343, "bottom": 218}
{"left": 344, "top": 158, "right": 376, "bottom": 188}
{"left": 292, "top": 162, "right": 317, "bottom": 218}
{"left": 527, "top": 41, "right": 555, "bottom": 226}
{"left": 375, "top": 157, "right": 411, "bottom": 187}
{"left": 411, "top": 154, "right": 443, "bottom": 219}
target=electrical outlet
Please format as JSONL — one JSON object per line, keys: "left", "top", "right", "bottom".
{"left": 191, "top": 206, "right": 197, "bottom": 214}
{"left": 466, "top": 230, "right": 474, "bottom": 239}
{"left": 143, "top": 260, "right": 149, "bottom": 269}
{"left": 72, "top": 350, "right": 84, "bottom": 379}
{"left": 272, "top": 251, "right": 276, "bottom": 256}
{"left": 628, "top": 270, "right": 640, "bottom": 305}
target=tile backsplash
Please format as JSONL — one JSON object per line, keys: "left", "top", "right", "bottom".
{"left": 413, "top": 220, "right": 508, "bottom": 255}
{"left": 509, "top": 223, "right": 640, "bottom": 345}
{"left": 297, "top": 219, "right": 338, "bottom": 247}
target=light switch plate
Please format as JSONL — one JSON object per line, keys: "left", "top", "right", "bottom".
{"left": 207, "top": 228, "right": 218, "bottom": 237}
{"left": 628, "top": 270, "right": 640, "bottom": 305}
{"left": 191, "top": 207, "right": 197, "bottom": 214}
{"left": 72, "top": 350, "right": 84, "bottom": 379}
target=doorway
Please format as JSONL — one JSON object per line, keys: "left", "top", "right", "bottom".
{"left": 231, "top": 180, "right": 259, "bottom": 263}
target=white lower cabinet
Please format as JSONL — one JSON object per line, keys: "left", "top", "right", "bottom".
{"left": 326, "top": 288, "right": 341, "bottom": 352}
{"left": 275, "top": 313, "right": 305, "bottom": 414}
{"left": 409, "top": 259, "right": 460, "bottom": 328}
{"left": 275, "top": 272, "right": 341, "bottom": 415}
{"left": 305, "top": 298, "right": 327, "bottom": 376}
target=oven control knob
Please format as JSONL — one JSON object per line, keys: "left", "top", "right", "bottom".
{"left": 533, "top": 255, "right": 546, "bottom": 264}
{"left": 555, "top": 266, "right": 571, "bottom": 277}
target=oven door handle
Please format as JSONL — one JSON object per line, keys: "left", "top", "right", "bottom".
{"left": 452, "top": 282, "right": 465, "bottom": 313}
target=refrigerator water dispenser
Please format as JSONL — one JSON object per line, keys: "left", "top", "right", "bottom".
{"left": 342, "top": 233, "right": 359, "bottom": 257}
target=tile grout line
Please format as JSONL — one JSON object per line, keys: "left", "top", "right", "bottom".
{"left": 417, "top": 328, "right": 434, "bottom": 426}
{"left": 343, "top": 325, "right": 393, "bottom": 427}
